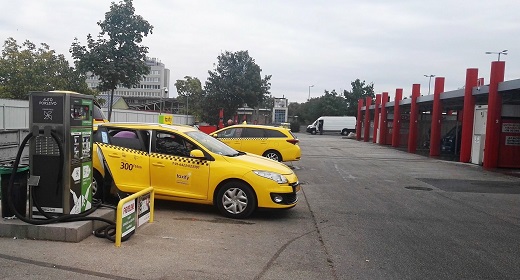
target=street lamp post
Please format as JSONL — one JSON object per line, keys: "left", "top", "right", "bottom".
{"left": 186, "top": 95, "right": 189, "bottom": 125}
{"left": 485, "top": 50, "right": 508, "bottom": 61}
{"left": 160, "top": 87, "right": 168, "bottom": 114}
{"left": 424, "top": 75, "right": 435, "bottom": 95}
{"left": 308, "top": 85, "right": 314, "bottom": 100}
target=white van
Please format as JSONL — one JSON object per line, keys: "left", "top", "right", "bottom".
{"left": 306, "top": 116, "right": 356, "bottom": 135}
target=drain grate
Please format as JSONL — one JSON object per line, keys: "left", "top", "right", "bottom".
{"left": 405, "top": 186, "right": 433, "bottom": 191}
{"left": 417, "top": 178, "right": 520, "bottom": 194}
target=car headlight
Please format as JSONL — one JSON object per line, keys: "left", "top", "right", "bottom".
{"left": 253, "top": 170, "right": 288, "bottom": 184}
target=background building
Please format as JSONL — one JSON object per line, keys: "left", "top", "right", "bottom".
{"left": 272, "top": 97, "right": 288, "bottom": 124}
{"left": 86, "top": 57, "right": 175, "bottom": 112}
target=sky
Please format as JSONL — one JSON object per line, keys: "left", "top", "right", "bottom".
{"left": 1, "top": 0, "right": 519, "bottom": 103}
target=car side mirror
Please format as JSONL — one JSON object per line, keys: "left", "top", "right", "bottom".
{"left": 189, "top": 149, "right": 205, "bottom": 159}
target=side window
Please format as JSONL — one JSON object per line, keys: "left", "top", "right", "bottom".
{"left": 264, "top": 129, "right": 286, "bottom": 138}
{"left": 155, "top": 132, "right": 193, "bottom": 157}
{"left": 108, "top": 129, "right": 145, "bottom": 151}
{"left": 242, "top": 128, "right": 265, "bottom": 138}
{"left": 217, "top": 128, "right": 242, "bottom": 138}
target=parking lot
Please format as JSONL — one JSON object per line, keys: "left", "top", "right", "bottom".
{"left": 1, "top": 131, "right": 520, "bottom": 279}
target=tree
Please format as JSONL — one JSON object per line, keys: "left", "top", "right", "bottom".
{"left": 317, "top": 90, "right": 348, "bottom": 116}
{"left": 296, "top": 90, "right": 348, "bottom": 124}
{"left": 70, "top": 0, "right": 153, "bottom": 121}
{"left": 174, "top": 76, "right": 204, "bottom": 121}
{"left": 202, "top": 50, "right": 271, "bottom": 124}
{"left": 0, "top": 37, "right": 95, "bottom": 99}
{"left": 343, "top": 79, "right": 375, "bottom": 116}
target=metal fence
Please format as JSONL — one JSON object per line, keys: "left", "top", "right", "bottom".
{"left": 0, "top": 98, "right": 194, "bottom": 164}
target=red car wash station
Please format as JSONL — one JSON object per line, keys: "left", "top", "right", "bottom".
{"left": 357, "top": 61, "right": 520, "bottom": 169}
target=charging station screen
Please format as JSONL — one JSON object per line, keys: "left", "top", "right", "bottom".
{"left": 71, "top": 105, "right": 90, "bottom": 121}
{"left": 70, "top": 98, "right": 93, "bottom": 127}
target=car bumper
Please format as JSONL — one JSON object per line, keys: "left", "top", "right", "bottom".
{"left": 244, "top": 172, "right": 300, "bottom": 209}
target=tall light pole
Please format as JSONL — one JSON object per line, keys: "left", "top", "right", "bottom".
{"left": 308, "top": 85, "right": 314, "bottom": 100}
{"left": 160, "top": 87, "right": 168, "bottom": 114}
{"left": 186, "top": 94, "right": 189, "bottom": 125}
{"left": 424, "top": 75, "right": 435, "bottom": 95}
{"left": 485, "top": 50, "right": 508, "bottom": 61}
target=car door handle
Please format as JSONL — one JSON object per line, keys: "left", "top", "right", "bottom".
{"left": 107, "top": 153, "right": 121, "bottom": 158}
{"left": 152, "top": 162, "right": 165, "bottom": 167}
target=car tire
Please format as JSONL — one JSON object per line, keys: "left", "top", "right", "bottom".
{"left": 341, "top": 129, "right": 348, "bottom": 135}
{"left": 92, "top": 171, "right": 104, "bottom": 200}
{"left": 216, "top": 181, "right": 256, "bottom": 219}
{"left": 263, "top": 150, "right": 282, "bottom": 162}
{"left": 311, "top": 129, "right": 316, "bottom": 135}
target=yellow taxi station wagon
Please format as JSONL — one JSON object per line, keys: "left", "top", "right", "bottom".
{"left": 210, "top": 124, "right": 301, "bottom": 162}
{"left": 92, "top": 123, "right": 300, "bottom": 219}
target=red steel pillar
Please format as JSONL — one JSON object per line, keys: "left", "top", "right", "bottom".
{"left": 429, "top": 77, "right": 445, "bottom": 156}
{"left": 373, "top": 94, "right": 382, "bottom": 143}
{"left": 356, "top": 99, "right": 364, "bottom": 141}
{"left": 391, "top": 89, "right": 403, "bottom": 147}
{"left": 379, "top": 92, "right": 389, "bottom": 145}
{"left": 407, "top": 84, "right": 421, "bottom": 153}
{"left": 483, "top": 61, "right": 505, "bottom": 169}
{"left": 460, "top": 68, "right": 479, "bottom": 163}
{"left": 364, "top": 97, "right": 372, "bottom": 142}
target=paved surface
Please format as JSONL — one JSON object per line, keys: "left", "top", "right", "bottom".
{"left": 1, "top": 132, "right": 519, "bottom": 279}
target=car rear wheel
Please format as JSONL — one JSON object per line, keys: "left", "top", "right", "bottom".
{"left": 216, "top": 182, "right": 256, "bottom": 219}
{"left": 263, "top": 150, "right": 282, "bottom": 162}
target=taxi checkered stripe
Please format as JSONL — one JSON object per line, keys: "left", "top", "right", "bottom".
{"left": 223, "top": 137, "right": 268, "bottom": 140}
{"left": 97, "top": 143, "right": 148, "bottom": 156}
{"left": 151, "top": 153, "right": 209, "bottom": 166}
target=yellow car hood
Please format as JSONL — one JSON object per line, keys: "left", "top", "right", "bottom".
{"left": 222, "top": 153, "right": 294, "bottom": 175}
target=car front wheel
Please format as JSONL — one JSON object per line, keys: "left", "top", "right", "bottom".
{"left": 216, "top": 182, "right": 256, "bottom": 219}
{"left": 92, "top": 172, "right": 104, "bottom": 200}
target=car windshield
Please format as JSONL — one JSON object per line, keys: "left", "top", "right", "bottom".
{"left": 185, "top": 131, "right": 240, "bottom": 156}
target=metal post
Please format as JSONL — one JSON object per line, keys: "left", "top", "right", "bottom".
{"left": 186, "top": 95, "right": 189, "bottom": 125}
{"left": 392, "top": 89, "right": 403, "bottom": 147}
{"left": 424, "top": 75, "right": 435, "bottom": 95}
{"left": 308, "top": 85, "right": 314, "bottom": 100}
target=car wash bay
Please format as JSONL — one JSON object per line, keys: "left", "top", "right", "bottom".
{"left": 358, "top": 61, "right": 520, "bottom": 169}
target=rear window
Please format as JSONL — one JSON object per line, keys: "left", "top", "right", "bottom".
{"left": 242, "top": 128, "right": 265, "bottom": 138}
{"left": 288, "top": 131, "right": 298, "bottom": 140}
{"left": 264, "top": 129, "right": 286, "bottom": 138}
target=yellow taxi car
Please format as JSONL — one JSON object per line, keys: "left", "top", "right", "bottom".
{"left": 210, "top": 124, "right": 301, "bottom": 162}
{"left": 92, "top": 122, "right": 300, "bottom": 218}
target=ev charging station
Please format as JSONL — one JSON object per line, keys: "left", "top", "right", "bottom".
{"left": 1, "top": 90, "right": 152, "bottom": 244}
{"left": 28, "top": 91, "right": 94, "bottom": 218}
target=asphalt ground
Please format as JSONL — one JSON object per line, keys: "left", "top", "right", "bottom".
{"left": 1, "top": 132, "right": 519, "bottom": 279}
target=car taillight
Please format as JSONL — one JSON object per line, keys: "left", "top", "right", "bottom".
{"left": 286, "top": 139, "right": 299, "bottom": 145}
